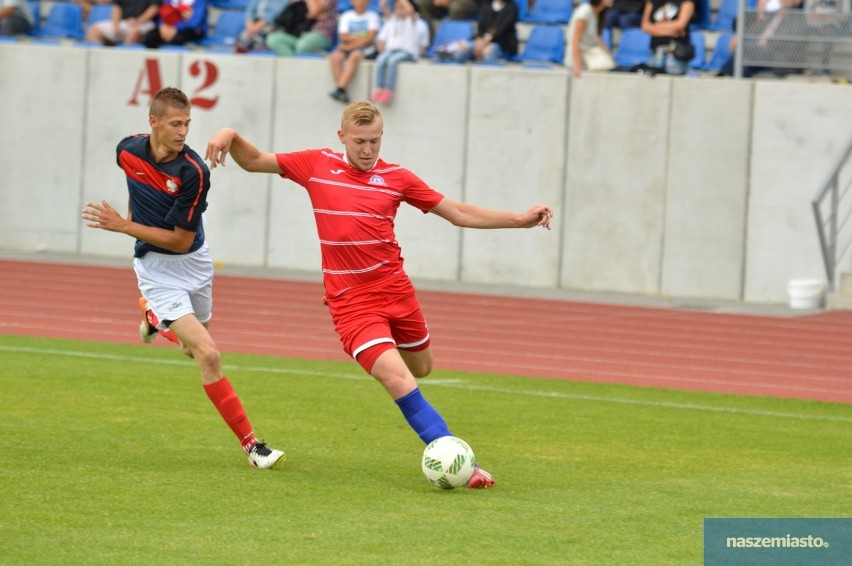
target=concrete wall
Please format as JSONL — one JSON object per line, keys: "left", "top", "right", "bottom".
{"left": 1, "top": 42, "right": 851, "bottom": 304}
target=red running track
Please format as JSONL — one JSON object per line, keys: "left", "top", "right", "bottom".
{"left": 2, "top": 258, "right": 851, "bottom": 404}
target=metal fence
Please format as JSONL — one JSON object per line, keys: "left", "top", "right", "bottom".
{"left": 736, "top": 0, "right": 852, "bottom": 75}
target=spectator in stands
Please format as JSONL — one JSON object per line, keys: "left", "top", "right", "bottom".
{"left": 266, "top": 0, "right": 337, "bottom": 56}
{"left": 0, "top": 0, "right": 34, "bottom": 35}
{"left": 329, "top": 0, "right": 381, "bottom": 103}
{"left": 604, "top": 0, "right": 645, "bottom": 35}
{"left": 640, "top": 0, "right": 695, "bottom": 74}
{"left": 371, "top": 0, "right": 429, "bottom": 104}
{"left": 442, "top": 0, "right": 519, "bottom": 63}
{"left": 85, "top": 0, "right": 160, "bottom": 45}
{"left": 418, "top": 0, "right": 483, "bottom": 39}
{"left": 569, "top": 0, "right": 615, "bottom": 77}
{"left": 143, "top": 0, "right": 208, "bottom": 48}
{"left": 235, "top": 0, "right": 289, "bottom": 53}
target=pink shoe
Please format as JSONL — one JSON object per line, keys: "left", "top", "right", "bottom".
{"left": 370, "top": 88, "right": 383, "bottom": 103}
{"left": 466, "top": 466, "right": 495, "bottom": 489}
{"left": 381, "top": 89, "right": 393, "bottom": 104}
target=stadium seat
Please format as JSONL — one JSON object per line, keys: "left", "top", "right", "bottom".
{"left": 689, "top": 32, "right": 706, "bottom": 69}
{"left": 86, "top": 3, "right": 113, "bottom": 26}
{"left": 519, "top": 25, "right": 565, "bottom": 65}
{"left": 703, "top": 32, "right": 733, "bottom": 72}
{"left": 28, "top": 1, "right": 40, "bottom": 34}
{"left": 199, "top": 10, "right": 244, "bottom": 47}
{"left": 692, "top": 0, "right": 712, "bottom": 29}
{"left": 515, "top": 0, "right": 529, "bottom": 22}
{"left": 35, "top": 3, "right": 84, "bottom": 40}
{"left": 710, "top": 0, "right": 757, "bottom": 31}
{"left": 425, "top": 20, "right": 475, "bottom": 58}
{"left": 207, "top": 0, "right": 250, "bottom": 11}
{"left": 522, "top": 0, "right": 572, "bottom": 24}
{"left": 613, "top": 28, "right": 650, "bottom": 68}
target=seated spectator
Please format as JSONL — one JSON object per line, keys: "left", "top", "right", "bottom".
{"left": 0, "top": 0, "right": 34, "bottom": 35}
{"left": 329, "top": 0, "right": 381, "bottom": 103}
{"left": 143, "top": 0, "right": 208, "bottom": 48}
{"left": 569, "top": 0, "right": 616, "bottom": 77}
{"left": 85, "top": 0, "right": 160, "bottom": 45}
{"left": 371, "top": 0, "right": 430, "bottom": 104}
{"left": 640, "top": 0, "right": 695, "bottom": 75}
{"left": 266, "top": 0, "right": 337, "bottom": 57}
{"left": 441, "top": 0, "right": 519, "bottom": 63}
{"left": 235, "top": 0, "right": 289, "bottom": 53}
{"left": 604, "top": 0, "right": 645, "bottom": 34}
{"left": 418, "top": 0, "right": 483, "bottom": 39}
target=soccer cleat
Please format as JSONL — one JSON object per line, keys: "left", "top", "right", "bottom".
{"left": 466, "top": 466, "right": 495, "bottom": 489}
{"left": 247, "top": 442, "right": 286, "bottom": 469}
{"left": 138, "top": 297, "right": 157, "bottom": 344}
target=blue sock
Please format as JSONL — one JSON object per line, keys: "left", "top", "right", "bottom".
{"left": 394, "top": 388, "right": 451, "bottom": 445}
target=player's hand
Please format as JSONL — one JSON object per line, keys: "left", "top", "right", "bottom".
{"left": 81, "top": 200, "right": 127, "bottom": 232}
{"left": 205, "top": 128, "right": 235, "bottom": 169}
{"left": 526, "top": 205, "right": 554, "bottom": 230}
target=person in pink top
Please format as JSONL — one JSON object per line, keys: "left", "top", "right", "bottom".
{"left": 205, "top": 100, "right": 554, "bottom": 489}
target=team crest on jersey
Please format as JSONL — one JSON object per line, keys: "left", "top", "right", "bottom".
{"left": 166, "top": 179, "right": 179, "bottom": 193}
{"left": 370, "top": 175, "right": 386, "bottom": 185}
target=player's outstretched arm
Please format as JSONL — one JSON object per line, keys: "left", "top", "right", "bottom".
{"left": 81, "top": 200, "right": 196, "bottom": 252}
{"left": 205, "top": 128, "right": 281, "bottom": 174}
{"left": 430, "top": 198, "right": 554, "bottom": 230}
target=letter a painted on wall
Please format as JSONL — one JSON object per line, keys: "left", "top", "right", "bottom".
{"left": 127, "top": 59, "right": 163, "bottom": 107}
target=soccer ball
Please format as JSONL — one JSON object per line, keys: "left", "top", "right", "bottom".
{"left": 421, "top": 436, "right": 476, "bottom": 490}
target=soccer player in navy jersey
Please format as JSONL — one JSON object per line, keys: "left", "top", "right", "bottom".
{"left": 81, "top": 87, "right": 285, "bottom": 470}
{"left": 205, "top": 100, "right": 554, "bottom": 488}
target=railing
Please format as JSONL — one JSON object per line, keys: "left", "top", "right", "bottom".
{"left": 812, "top": 135, "right": 852, "bottom": 292}
{"left": 735, "top": 3, "right": 852, "bottom": 77}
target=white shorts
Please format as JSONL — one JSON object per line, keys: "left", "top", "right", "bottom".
{"left": 91, "top": 19, "right": 156, "bottom": 43}
{"left": 133, "top": 242, "right": 213, "bottom": 328}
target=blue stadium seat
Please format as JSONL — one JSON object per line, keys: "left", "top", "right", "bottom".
{"left": 208, "top": 0, "right": 250, "bottom": 11}
{"left": 689, "top": 32, "right": 706, "bottom": 69}
{"left": 35, "top": 3, "right": 84, "bottom": 40}
{"left": 425, "top": 20, "right": 475, "bottom": 58}
{"left": 28, "top": 0, "right": 40, "bottom": 34}
{"left": 522, "top": 0, "right": 572, "bottom": 24}
{"left": 710, "top": 0, "right": 757, "bottom": 31}
{"left": 613, "top": 28, "right": 650, "bottom": 68}
{"left": 692, "top": 0, "right": 712, "bottom": 29}
{"left": 703, "top": 32, "right": 733, "bottom": 72}
{"left": 519, "top": 25, "right": 565, "bottom": 65}
{"left": 86, "top": 3, "right": 113, "bottom": 26}
{"left": 515, "top": 0, "right": 529, "bottom": 22}
{"left": 199, "top": 10, "right": 244, "bottom": 47}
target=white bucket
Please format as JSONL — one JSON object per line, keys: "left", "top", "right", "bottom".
{"left": 787, "top": 279, "right": 825, "bottom": 310}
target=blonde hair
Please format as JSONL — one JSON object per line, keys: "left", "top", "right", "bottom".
{"left": 149, "top": 87, "right": 190, "bottom": 118}
{"left": 341, "top": 100, "right": 382, "bottom": 130}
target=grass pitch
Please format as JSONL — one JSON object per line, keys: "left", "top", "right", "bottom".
{"left": 0, "top": 335, "right": 849, "bottom": 565}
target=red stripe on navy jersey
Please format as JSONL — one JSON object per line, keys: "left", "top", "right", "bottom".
{"left": 182, "top": 152, "right": 206, "bottom": 222}
{"left": 275, "top": 149, "right": 445, "bottom": 297}
{"left": 119, "top": 150, "right": 183, "bottom": 197}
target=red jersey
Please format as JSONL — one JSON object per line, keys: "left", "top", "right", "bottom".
{"left": 275, "top": 149, "right": 445, "bottom": 298}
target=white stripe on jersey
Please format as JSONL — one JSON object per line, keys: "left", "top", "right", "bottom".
{"left": 308, "top": 177, "right": 403, "bottom": 197}
{"left": 314, "top": 209, "right": 394, "bottom": 221}
{"left": 323, "top": 261, "right": 389, "bottom": 275}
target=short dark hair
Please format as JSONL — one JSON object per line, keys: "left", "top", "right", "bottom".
{"left": 149, "top": 87, "right": 190, "bottom": 118}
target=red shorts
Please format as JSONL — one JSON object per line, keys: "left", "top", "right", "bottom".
{"left": 325, "top": 272, "right": 431, "bottom": 373}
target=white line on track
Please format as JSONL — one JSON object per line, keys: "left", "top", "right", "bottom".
{"left": 3, "top": 344, "right": 850, "bottom": 423}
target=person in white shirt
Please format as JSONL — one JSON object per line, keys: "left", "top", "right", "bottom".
{"left": 370, "top": 0, "right": 430, "bottom": 105}
{"left": 329, "top": 0, "right": 381, "bottom": 103}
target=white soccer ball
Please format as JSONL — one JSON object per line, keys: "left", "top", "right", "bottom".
{"left": 421, "top": 436, "right": 476, "bottom": 490}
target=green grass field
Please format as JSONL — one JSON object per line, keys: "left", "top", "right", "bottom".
{"left": 1, "top": 335, "right": 850, "bottom": 565}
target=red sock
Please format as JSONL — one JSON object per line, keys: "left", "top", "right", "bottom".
{"left": 203, "top": 377, "right": 257, "bottom": 451}
{"left": 146, "top": 309, "right": 179, "bottom": 344}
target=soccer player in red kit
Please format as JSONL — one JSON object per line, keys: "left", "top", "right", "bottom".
{"left": 81, "top": 87, "right": 285, "bottom": 470}
{"left": 205, "top": 100, "right": 554, "bottom": 488}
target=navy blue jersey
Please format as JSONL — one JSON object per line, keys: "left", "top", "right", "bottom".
{"left": 117, "top": 134, "right": 210, "bottom": 258}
